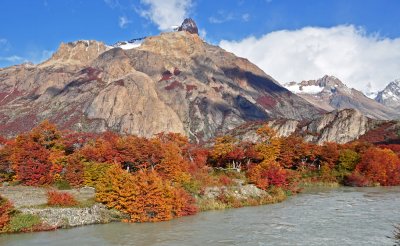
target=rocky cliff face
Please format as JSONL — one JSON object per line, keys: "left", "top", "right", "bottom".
{"left": 284, "top": 75, "right": 399, "bottom": 120}
{"left": 227, "top": 109, "right": 378, "bottom": 144}
{"left": 0, "top": 20, "right": 321, "bottom": 140}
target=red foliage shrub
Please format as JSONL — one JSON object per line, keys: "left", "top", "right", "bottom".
{"left": 256, "top": 95, "right": 277, "bottom": 108}
{"left": 172, "top": 188, "right": 198, "bottom": 217}
{"left": 64, "top": 154, "right": 84, "bottom": 187}
{"left": 185, "top": 84, "right": 197, "bottom": 92}
{"left": 165, "top": 81, "right": 183, "bottom": 91}
{"left": 11, "top": 138, "right": 53, "bottom": 186}
{"left": 247, "top": 162, "right": 288, "bottom": 190}
{"left": 218, "top": 175, "right": 233, "bottom": 186}
{"left": 0, "top": 195, "right": 14, "bottom": 230}
{"left": 47, "top": 191, "right": 77, "bottom": 206}
{"left": 343, "top": 172, "right": 371, "bottom": 187}
{"left": 356, "top": 147, "right": 400, "bottom": 186}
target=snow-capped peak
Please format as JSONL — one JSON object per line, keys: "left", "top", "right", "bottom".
{"left": 284, "top": 75, "right": 349, "bottom": 95}
{"left": 375, "top": 79, "right": 400, "bottom": 108}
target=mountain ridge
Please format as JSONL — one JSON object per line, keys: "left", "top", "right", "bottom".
{"left": 284, "top": 75, "right": 399, "bottom": 120}
{"left": 0, "top": 21, "right": 322, "bottom": 140}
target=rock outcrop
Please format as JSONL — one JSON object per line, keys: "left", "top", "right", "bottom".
{"left": 178, "top": 18, "right": 199, "bottom": 34}
{"left": 0, "top": 19, "right": 321, "bottom": 140}
{"left": 227, "top": 108, "right": 379, "bottom": 144}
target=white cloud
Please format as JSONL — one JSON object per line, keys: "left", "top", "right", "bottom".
{"left": 119, "top": 16, "right": 131, "bottom": 28}
{"left": 0, "top": 38, "right": 10, "bottom": 51}
{"left": 138, "top": 0, "right": 192, "bottom": 31}
{"left": 0, "top": 55, "right": 25, "bottom": 63}
{"left": 219, "top": 25, "right": 400, "bottom": 93}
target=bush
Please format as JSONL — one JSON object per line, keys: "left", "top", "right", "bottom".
{"left": 54, "top": 179, "right": 71, "bottom": 190}
{"left": 6, "top": 214, "right": 41, "bottom": 233}
{"left": 356, "top": 147, "right": 400, "bottom": 186}
{"left": 0, "top": 195, "right": 14, "bottom": 231}
{"left": 343, "top": 172, "right": 371, "bottom": 187}
{"left": 47, "top": 190, "right": 77, "bottom": 206}
{"left": 83, "top": 161, "right": 111, "bottom": 189}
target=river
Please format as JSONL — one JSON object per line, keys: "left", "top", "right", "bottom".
{"left": 1, "top": 186, "right": 400, "bottom": 246}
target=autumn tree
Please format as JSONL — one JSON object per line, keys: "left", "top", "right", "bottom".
{"left": 255, "top": 125, "right": 281, "bottom": 163}
{"left": 337, "top": 149, "right": 360, "bottom": 176}
{"left": 278, "top": 136, "right": 308, "bottom": 169}
{"left": 0, "top": 143, "right": 13, "bottom": 182}
{"left": 355, "top": 147, "right": 400, "bottom": 186}
{"left": 0, "top": 195, "right": 14, "bottom": 231}
{"left": 10, "top": 135, "right": 54, "bottom": 185}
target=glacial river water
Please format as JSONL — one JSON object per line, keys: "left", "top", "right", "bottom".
{"left": 1, "top": 186, "right": 400, "bottom": 246}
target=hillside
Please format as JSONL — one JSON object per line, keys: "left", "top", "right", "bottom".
{"left": 0, "top": 19, "right": 321, "bottom": 141}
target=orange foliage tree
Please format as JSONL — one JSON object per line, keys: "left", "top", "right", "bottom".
{"left": 96, "top": 165, "right": 197, "bottom": 222}
{"left": 10, "top": 135, "right": 53, "bottom": 185}
{"left": 355, "top": 147, "right": 400, "bottom": 186}
{"left": 255, "top": 125, "right": 281, "bottom": 163}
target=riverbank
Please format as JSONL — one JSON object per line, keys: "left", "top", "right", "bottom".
{"left": 0, "top": 185, "right": 124, "bottom": 232}
{"left": 0, "top": 182, "right": 289, "bottom": 233}
{"left": 2, "top": 186, "right": 400, "bottom": 246}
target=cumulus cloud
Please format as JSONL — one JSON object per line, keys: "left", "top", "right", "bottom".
{"left": 118, "top": 16, "right": 131, "bottom": 28}
{"left": 219, "top": 25, "right": 400, "bottom": 93}
{"left": 138, "top": 0, "right": 192, "bottom": 31}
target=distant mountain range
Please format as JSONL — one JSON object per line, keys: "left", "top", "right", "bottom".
{"left": 284, "top": 75, "right": 400, "bottom": 120}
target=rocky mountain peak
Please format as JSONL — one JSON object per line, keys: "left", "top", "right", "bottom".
{"left": 284, "top": 75, "right": 399, "bottom": 120}
{"left": 0, "top": 25, "right": 322, "bottom": 140}
{"left": 285, "top": 75, "right": 347, "bottom": 95}
{"left": 178, "top": 18, "right": 198, "bottom": 35}
{"left": 375, "top": 79, "right": 400, "bottom": 108}
{"left": 316, "top": 75, "right": 346, "bottom": 88}
{"left": 43, "top": 40, "right": 109, "bottom": 66}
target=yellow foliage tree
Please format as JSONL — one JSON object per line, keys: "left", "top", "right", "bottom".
{"left": 255, "top": 125, "right": 281, "bottom": 163}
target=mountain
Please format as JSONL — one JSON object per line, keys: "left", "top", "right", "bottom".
{"left": 284, "top": 75, "right": 399, "bottom": 120}
{"left": 0, "top": 19, "right": 321, "bottom": 140}
{"left": 227, "top": 108, "right": 379, "bottom": 145}
{"left": 375, "top": 79, "right": 400, "bottom": 110}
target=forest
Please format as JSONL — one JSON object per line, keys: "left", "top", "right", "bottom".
{"left": 0, "top": 121, "right": 400, "bottom": 232}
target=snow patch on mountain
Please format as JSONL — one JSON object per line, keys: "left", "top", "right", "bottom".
{"left": 113, "top": 38, "right": 145, "bottom": 50}
{"left": 285, "top": 84, "right": 324, "bottom": 94}
{"left": 375, "top": 79, "right": 400, "bottom": 107}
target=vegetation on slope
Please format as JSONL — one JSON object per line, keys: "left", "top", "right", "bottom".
{"left": 0, "top": 120, "right": 399, "bottom": 231}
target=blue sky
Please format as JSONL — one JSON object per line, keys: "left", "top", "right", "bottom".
{"left": 1, "top": 0, "right": 400, "bottom": 91}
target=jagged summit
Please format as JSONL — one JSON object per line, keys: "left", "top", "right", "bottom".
{"left": 178, "top": 18, "right": 198, "bottom": 35}
{"left": 375, "top": 79, "right": 400, "bottom": 109}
